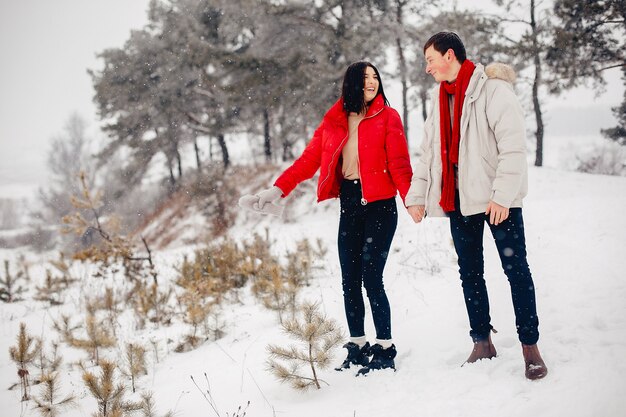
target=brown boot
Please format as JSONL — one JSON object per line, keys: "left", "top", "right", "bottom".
{"left": 463, "top": 333, "right": 497, "bottom": 365}
{"left": 522, "top": 344, "right": 548, "bottom": 380}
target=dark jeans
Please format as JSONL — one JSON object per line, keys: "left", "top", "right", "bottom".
{"left": 338, "top": 179, "right": 397, "bottom": 340}
{"left": 448, "top": 193, "right": 540, "bottom": 345}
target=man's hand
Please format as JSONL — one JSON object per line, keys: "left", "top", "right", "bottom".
{"left": 407, "top": 205, "right": 426, "bottom": 223}
{"left": 485, "top": 200, "right": 509, "bottom": 225}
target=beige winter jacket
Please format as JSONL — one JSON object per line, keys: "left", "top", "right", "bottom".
{"left": 405, "top": 62, "right": 528, "bottom": 217}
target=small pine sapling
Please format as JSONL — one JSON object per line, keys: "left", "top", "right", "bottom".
{"left": 86, "top": 287, "right": 124, "bottom": 336}
{"left": 52, "top": 314, "right": 81, "bottom": 345}
{"left": 130, "top": 280, "right": 173, "bottom": 328}
{"left": 32, "top": 372, "right": 77, "bottom": 417}
{"left": 267, "top": 302, "right": 343, "bottom": 390}
{"left": 1, "top": 259, "right": 27, "bottom": 302}
{"left": 9, "top": 322, "right": 42, "bottom": 400}
{"left": 63, "top": 172, "right": 158, "bottom": 288}
{"left": 175, "top": 290, "right": 214, "bottom": 352}
{"left": 70, "top": 314, "right": 115, "bottom": 362}
{"left": 34, "top": 341, "right": 62, "bottom": 384}
{"left": 138, "top": 391, "right": 174, "bottom": 417}
{"left": 82, "top": 360, "right": 142, "bottom": 417}
{"left": 48, "top": 252, "right": 77, "bottom": 287}
{"left": 121, "top": 343, "right": 147, "bottom": 393}
{"left": 240, "top": 231, "right": 274, "bottom": 278}
{"left": 34, "top": 269, "right": 66, "bottom": 305}
{"left": 176, "top": 240, "right": 247, "bottom": 306}
{"left": 256, "top": 262, "right": 299, "bottom": 324}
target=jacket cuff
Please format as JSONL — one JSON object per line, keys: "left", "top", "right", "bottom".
{"left": 273, "top": 179, "right": 293, "bottom": 197}
{"left": 405, "top": 195, "right": 425, "bottom": 207}
{"left": 490, "top": 190, "right": 512, "bottom": 208}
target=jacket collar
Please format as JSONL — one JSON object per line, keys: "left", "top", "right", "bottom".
{"left": 324, "top": 94, "right": 386, "bottom": 126}
{"left": 431, "top": 62, "right": 517, "bottom": 103}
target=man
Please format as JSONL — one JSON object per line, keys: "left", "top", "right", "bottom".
{"left": 405, "top": 32, "right": 547, "bottom": 380}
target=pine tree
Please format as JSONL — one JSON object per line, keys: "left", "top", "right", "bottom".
{"left": 602, "top": 72, "right": 626, "bottom": 145}
{"left": 175, "top": 290, "right": 214, "bottom": 352}
{"left": 9, "top": 323, "right": 42, "bottom": 401}
{"left": 253, "top": 262, "right": 298, "bottom": 324}
{"left": 131, "top": 280, "right": 173, "bottom": 328}
{"left": 52, "top": 314, "right": 81, "bottom": 345}
{"left": 70, "top": 314, "right": 116, "bottom": 362}
{"left": 32, "top": 372, "right": 77, "bottom": 417}
{"left": 547, "top": 0, "right": 626, "bottom": 144}
{"left": 34, "top": 341, "right": 62, "bottom": 384}
{"left": 267, "top": 301, "right": 343, "bottom": 390}
{"left": 1, "top": 259, "right": 27, "bottom": 302}
{"left": 82, "top": 360, "right": 142, "bottom": 417}
{"left": 138, "top": 391, "right": 174, "bottom": 417}
{"left": 121, "top": 343, "right": 147, "bottom": 393}
{"left": 34, "top": 269, "right": 66, "bottom": 305}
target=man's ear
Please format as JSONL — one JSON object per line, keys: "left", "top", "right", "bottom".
{"left": 446, "top": 48, "right": 455, "bottom": 61}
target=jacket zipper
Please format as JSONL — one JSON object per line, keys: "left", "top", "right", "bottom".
{"left": 318, "top": 132, "right": 349, "bottom": 195}
{"left": 357, "top": 107, "right": 384, "bottom": 205}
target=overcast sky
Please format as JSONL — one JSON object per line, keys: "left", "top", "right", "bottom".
{"left": 0, "top": 1, "right": 622, "bottom": 199}
{"left": 0, "top": 0, "right": 150, "bottom": 197}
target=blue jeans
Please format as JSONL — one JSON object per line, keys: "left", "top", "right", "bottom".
{"left": 338, "top": 179, "right": 397, "bottom": 340}
{"left": 448, "top": 194, "right": 540, "bottom": 345}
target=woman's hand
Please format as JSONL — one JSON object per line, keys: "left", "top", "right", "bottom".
{"left": 256, "top": 186, "right": 283, "bottom": 209}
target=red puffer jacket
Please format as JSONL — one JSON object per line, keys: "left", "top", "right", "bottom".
{"left": 274, "top": 94, "right": 413, "bottom": 205}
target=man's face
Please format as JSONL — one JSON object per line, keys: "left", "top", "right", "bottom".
{"left": 424, "top": 45, "right": 454, "bottom": 83}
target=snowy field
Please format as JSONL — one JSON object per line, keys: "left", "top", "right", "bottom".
{"left": 1, "top": 166, "right": 626, "bottom": 417}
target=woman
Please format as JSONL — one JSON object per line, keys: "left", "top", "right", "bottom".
{"left": 241, "top": 62, "right": 412, "bottom": 375}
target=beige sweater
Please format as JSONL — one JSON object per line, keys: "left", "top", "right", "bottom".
{"left": 342, "top": 112, "right": 364, "bottom": 180}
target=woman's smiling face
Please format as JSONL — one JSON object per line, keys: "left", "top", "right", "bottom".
{"left": 363, "top": 66, "right": 379, "bottom": 103}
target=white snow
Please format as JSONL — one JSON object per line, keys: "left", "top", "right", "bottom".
{"left": 1, "top": 166, "right": 626, "bottom": 417}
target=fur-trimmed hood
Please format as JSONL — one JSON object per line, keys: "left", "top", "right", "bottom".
{"left": 485, "top": 62, "right": 517, "bottom": 84}
{"left": 429, "top": 62, "right": 518, "bottom": 102}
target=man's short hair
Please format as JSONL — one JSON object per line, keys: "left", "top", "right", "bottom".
{"left": 423, "top": 32, "right": 467, "bottom": 63}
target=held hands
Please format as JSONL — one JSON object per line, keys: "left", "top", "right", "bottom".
{"left": 485, "top": 200, "right": 509, "bottom": 225}
{"left": 407, "top": 205, "right": 426, "bottom": 223}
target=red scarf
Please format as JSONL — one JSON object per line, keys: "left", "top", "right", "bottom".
{"left": 438, "top": 59, "right": 475, "bottom": 212}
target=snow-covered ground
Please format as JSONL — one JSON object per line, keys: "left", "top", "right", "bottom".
{"left": 1, "top": 166, "right": 626, "bottom": 417}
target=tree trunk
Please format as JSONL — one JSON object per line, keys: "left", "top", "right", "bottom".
{"left": 168, "top": 162, "right": 175, "bottom": 189}
{"left": 420, "top": 88, "right": 428, "bottom": 122}
{"left": 395, "top": 0, "right": 409, "bottom": 146}
{"left": 194, "top": 137, "right": 202, "bottom": 171}
{"left": 531, "top": 0, "right": 544, "bottom": 167}
{"left": 175, "top": 144, "right": 183, "bottom": 179}
{"left": 282, "top": 139, "right": 293, "bottom": 162}
{"left": 216, "top": 133, "right": 230, "bottom": 169}
{"left": 264, "top": 108, "right": 272, "bottom": 162}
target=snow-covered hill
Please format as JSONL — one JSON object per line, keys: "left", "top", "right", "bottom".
{"left": 1, "top": 166, "right": 625, "bottom": 417}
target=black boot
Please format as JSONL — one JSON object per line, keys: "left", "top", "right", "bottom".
{"left": 335, "top": 342, "right": 370, "bottom": 371}
{"left": 357, "top": 344, "right": 396, "bottom": 376}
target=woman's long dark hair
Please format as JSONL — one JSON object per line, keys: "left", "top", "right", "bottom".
{"left": 342, "top": 61, "right": 389, "bottom": 114}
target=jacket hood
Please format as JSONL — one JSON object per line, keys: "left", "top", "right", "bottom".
{"left": 484, "top": 62, "right": 517, "bottom": 84}
{"left": 429, "top": 62, "right": 518, "bottom": 103}
{"left": 324, "top": 94, "right": 386, "bottom": 126}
